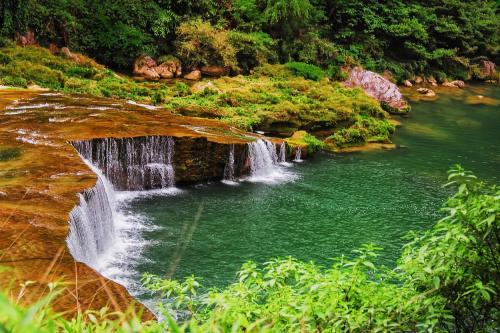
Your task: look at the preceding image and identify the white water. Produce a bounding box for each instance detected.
[66,160,152,295]
[246,139,296,183]
[73,136,175,190]
[67,138,179,306]
[294,147,303,162]
[222,144,237,185]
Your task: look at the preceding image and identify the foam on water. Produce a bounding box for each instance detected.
[246,139,296,184]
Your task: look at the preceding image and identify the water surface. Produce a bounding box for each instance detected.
[121,85,499,293]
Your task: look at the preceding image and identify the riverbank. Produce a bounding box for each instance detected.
[0,43,405,153]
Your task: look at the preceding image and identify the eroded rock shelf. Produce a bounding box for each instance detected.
[0,90,289,317]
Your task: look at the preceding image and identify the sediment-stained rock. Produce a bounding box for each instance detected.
[344,67,410,114]
[0,90,288,319]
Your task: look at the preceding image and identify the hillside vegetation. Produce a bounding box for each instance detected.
[0,42,395,149]
[1,0,498,81]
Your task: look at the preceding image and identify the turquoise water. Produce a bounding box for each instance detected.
[124,85,499,290]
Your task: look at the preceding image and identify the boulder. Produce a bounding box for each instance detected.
[133,55,159,80]
[200,66,227,77]
[154,59,182,79]
[154,64,174,79]
[417,87,436,97]
[442,80,465,88]
[427,76,438,86]
[343,67,410,113]
[481,60,496,78]
[184,70,202,81]
[15,30,36,47]
[414,76,424,84]
[191,81,221,94]
[403,80,413,87]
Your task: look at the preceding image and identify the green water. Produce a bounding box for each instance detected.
[126,85,499,290]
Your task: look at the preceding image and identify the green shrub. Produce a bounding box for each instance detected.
[0,52,11,65]
[151,88,168,104]
[176,19,237,71]
[174,82,190,97]
[326,64,347,81]
[229,31,277,73]
[330,127,368,146]
[0,60,63,88]
[65,66,97,79]
[0,75,27,87]
[285,62,325,81]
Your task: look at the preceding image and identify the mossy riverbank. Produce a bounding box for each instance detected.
[0,43,403,152]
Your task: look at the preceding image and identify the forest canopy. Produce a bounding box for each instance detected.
[1,0,498,81]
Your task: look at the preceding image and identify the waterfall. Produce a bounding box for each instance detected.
[278,141,286,163]
[223,144,235,182]
[294,147,303,162]
[73,136,175,190]
[247,139,278,175]
[246,139,296,183]
[67,162,116,269]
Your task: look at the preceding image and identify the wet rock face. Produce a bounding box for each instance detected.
[173,137,249,184]
[344,67,410,114]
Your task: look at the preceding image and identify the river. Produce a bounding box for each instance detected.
[107,84,499,300]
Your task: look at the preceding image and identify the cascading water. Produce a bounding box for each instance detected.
[247,139,295,183]
[68,136,178,312]
[73,136,175,190]
[67,162,116,269]
[278,141,286,163]
[294,147,303,162]
[223,144,235,183]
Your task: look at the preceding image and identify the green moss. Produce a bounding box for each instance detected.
[0,147,21,161]
[285,131,325,152]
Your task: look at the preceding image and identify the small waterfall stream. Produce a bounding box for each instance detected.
[247,139,295,183]
[294,147,303,162]
[278,142,286,163]
[68,136,178,302]
[223,144,235,182]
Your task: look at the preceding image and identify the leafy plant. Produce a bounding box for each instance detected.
[285,62,325,81]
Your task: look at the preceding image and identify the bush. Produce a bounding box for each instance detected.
[0,60,64,88]
[229,31,277,73]
[285,62,325,81]
[174,82,190,97]
[330,127,368,146]
[65,66,97,79]
[326,64,347,81]
[0,75,27,87]
[0,52,11,65]
[176,19,237,71]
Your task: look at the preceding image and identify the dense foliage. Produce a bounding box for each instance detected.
[1,0,498,80]
[1,166,498,332]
